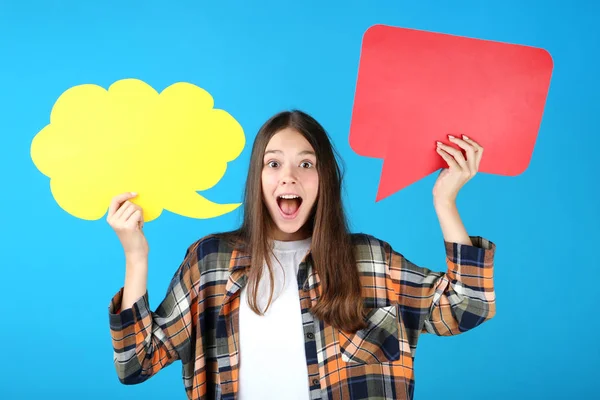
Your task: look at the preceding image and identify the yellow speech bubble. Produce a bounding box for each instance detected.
[30,78,245,222]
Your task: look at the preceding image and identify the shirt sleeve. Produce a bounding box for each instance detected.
[387,236,496,339]
[107,245,199,385]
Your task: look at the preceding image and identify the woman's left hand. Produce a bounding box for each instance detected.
[433,135,484,206]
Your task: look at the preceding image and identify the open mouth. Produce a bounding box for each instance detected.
[277,194,303,218]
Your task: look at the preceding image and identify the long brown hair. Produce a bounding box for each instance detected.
[223,110,366,333]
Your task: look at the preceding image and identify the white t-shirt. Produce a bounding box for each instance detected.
[238,237,312,400]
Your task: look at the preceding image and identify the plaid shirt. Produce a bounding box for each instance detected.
[108,233,496,400]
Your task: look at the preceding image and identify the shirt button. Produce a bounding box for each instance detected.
[307,332,314,339]
[312,378,319,386]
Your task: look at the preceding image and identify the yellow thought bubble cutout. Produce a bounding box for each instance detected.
[30,78,245,222]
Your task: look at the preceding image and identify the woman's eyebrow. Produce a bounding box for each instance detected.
[264,150,281,156]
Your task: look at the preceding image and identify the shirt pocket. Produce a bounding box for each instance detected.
[338,305,401,364]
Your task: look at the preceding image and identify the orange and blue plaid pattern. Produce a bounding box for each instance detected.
[109,233,496,399]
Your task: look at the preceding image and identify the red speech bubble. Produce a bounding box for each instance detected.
[349,25,554,201]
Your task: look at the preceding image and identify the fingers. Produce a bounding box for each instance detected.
[448,135,476,175]
[462,135,484,170]
[439,135,485,177]
[125,209,144,230]
[107,192,144,230]
[437,140,468,172]
[114,201,138,222]
[108,192,138,218]
[436,145,459,169]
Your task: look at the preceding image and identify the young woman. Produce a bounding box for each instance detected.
[107,110,496,400]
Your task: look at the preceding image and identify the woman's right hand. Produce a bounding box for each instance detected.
[107,192,149,259]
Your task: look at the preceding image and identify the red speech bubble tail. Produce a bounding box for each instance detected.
[376,144,448,201]
[375,156,437,202]
[376,159,402,202]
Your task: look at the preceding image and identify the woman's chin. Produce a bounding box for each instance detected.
[271,220,311,240]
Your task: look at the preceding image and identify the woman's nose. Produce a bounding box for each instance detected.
[280,166,297,185]
[281,175,297,184]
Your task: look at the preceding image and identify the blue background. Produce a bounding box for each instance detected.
[1,0,598,399]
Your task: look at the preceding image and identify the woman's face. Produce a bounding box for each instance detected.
[261,127,319,241]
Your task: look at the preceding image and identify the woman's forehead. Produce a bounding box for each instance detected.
[265,128,315,155]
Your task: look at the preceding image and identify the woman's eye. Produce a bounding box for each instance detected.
[267,161,279,168]
[300,161,314,168]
